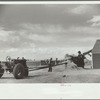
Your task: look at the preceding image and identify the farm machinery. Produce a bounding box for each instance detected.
[0,49,92,79]
[0,56,62,79]
[0,56,68,79]
[64,49,92,67]
[0,56,28,79]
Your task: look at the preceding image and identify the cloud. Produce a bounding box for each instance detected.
[0,4,100,61]
[0,23,65,52]
[0,26,35,50]
[0,23,99,49]
[0,23,99,60]
[20,23,100,46]
[68,5,93,15]
[87,15,100,27]
[21,23,66,34]
[29,34,53,42]
[0,27,13,41]
[59,26,100,39]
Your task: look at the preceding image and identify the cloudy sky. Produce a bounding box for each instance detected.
[0,4,100,60]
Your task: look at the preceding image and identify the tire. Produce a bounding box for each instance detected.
[24,68,29,77]
[13,63,25,79]
[0,68,4,78]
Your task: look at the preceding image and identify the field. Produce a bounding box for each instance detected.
[1,60,100,83]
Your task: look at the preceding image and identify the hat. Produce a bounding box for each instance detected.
[78,51,81,53]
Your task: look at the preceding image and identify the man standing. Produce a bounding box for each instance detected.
[77,51,86,68]
[48,58,53,72]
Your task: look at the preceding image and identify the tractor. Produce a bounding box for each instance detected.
[0,56,28,79]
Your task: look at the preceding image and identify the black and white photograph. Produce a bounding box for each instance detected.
[0,3,100,83]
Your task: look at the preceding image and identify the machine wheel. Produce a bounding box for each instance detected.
[0,68,4,78]
[13,63,25,79]
[24,68,29,77]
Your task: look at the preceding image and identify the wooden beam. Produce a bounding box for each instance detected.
[28,61,67,71]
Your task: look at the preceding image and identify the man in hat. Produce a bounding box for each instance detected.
[77,51,86,68]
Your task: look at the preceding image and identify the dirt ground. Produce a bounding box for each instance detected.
[1,62,100,83]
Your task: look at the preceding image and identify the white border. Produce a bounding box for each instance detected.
[0,1,100,4]
[0,1,100,99]
[0,83,100,99]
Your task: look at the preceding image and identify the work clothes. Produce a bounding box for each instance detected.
[77,54,85,68]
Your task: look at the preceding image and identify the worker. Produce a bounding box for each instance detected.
[77,51,86,68]
[48,58,53,72]
[56,58,58,65]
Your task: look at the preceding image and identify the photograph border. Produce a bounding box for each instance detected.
[0,1,100,99]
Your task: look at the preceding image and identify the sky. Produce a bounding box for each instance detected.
[0,4,100,61]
